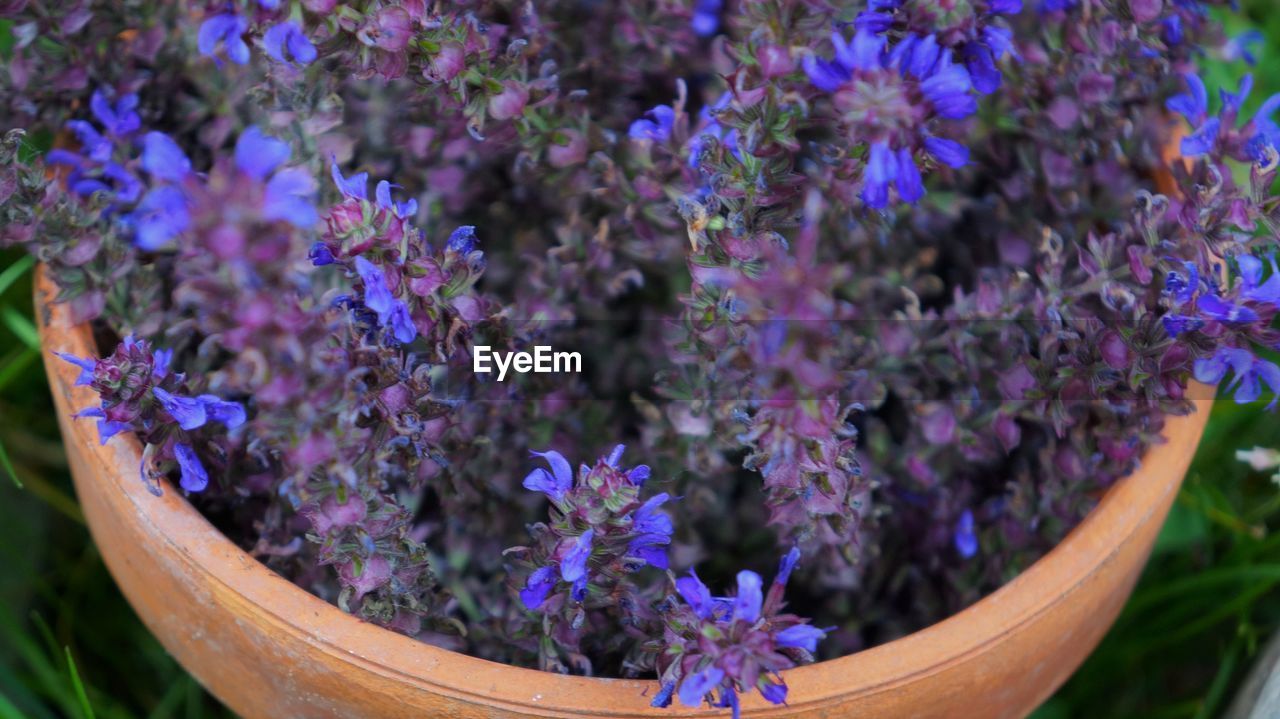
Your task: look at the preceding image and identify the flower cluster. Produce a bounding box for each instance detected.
[6,0,1280,704]
[57,335,243,493]
[506,446,671,672]
[650,549,827,717]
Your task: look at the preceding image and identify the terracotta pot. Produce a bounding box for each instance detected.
[36,267,1212,719]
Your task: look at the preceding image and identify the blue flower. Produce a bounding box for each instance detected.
[55,351,96,386]
[523,448,574,500]
[678,666,725,708]
[519,565,557,610]
[1162,14,1183,46]
[560,529,594,582]
[863,141,898,209]
[234,126,291,181]
[263,22,316,65]
[650,681,676,708]
[353,256,417,344]
[72,407,131,445]
[691,0,721,37]
[152,387,209,430]
[198,14,250,66]
[924,136,970,168]
[153,387,245,430]
[627,493,672,569]
[375,180,418,219]
[954,509,979,558]
[263,168,319,228]
[446,225,478,254]
[141,132,192,182]
[776,624,828,652]
[1195,347,1280,409]
[962,26,1018,95]
[331,160,370,200]
[1238,254,1280,305]
[309,242,336,266]
[731,570,763,624]
[173,442,209,492]
[89,90,141,139]
[805,29,977,207]
[759,680,788,705]
[628,105,676,142]
[131,186,190,250]
[1223,30,1263,67]
[775,546,801,586]
[1248,94,1280,162]
[676,570,715,619]
[198,395,247,428]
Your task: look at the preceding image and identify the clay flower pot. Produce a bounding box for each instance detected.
[36,268,1212,719]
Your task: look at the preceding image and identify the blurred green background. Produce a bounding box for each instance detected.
[3,4,1280,718]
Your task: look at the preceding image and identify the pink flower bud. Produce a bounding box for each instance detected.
[488,81,529,121]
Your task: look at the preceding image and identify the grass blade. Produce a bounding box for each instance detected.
[0,254,34,297]
[64,648,96,719]
[0,306,39,351]
[0,436,21,488]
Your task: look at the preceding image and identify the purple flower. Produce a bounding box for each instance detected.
[628,105,675,142]
[731,570,762,624]
[678,666,725,708]
[776,624,828,652]
[954,509,979,558]
[353,257,417,344]
[524,449,574,500]
[263,22,317,65]
[173,442,209,492]
[198,14,250,66]
[520,565,557,610]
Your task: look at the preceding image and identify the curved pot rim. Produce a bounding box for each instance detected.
[35,267,1214,717]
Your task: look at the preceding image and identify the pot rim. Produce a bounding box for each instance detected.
[35,267,1214,717]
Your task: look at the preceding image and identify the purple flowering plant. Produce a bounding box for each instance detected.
[3,0,1280,712]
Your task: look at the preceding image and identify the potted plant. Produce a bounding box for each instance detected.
[3,0,1275,717]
